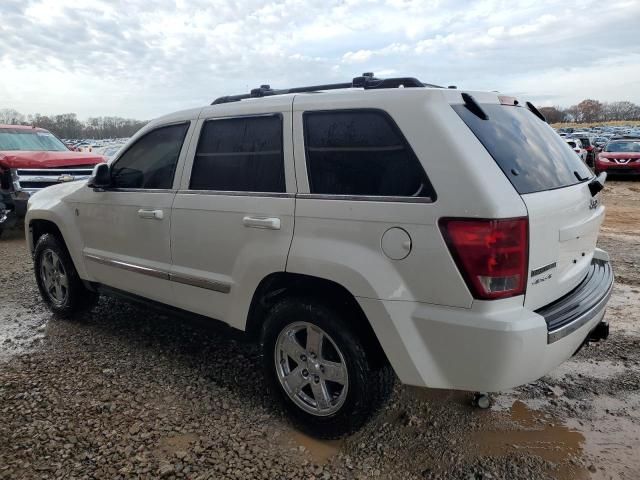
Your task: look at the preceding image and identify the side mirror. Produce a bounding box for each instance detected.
[88,163,111,190]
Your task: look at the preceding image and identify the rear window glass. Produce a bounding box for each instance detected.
[567,141,576,148]
[303,110,434,198]
[453,104,593,194]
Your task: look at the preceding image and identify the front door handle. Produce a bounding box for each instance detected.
[137,209,164,220]
[242,216,281,230]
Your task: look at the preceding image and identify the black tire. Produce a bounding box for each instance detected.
[34,233,98,317]
[261,297,394,439]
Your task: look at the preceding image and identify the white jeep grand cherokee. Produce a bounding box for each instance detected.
[26,74,613,438]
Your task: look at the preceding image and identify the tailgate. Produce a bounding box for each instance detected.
[451,96,606,309]
[522,182,605,309]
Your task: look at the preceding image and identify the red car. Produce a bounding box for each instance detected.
[595,139,640,175]
[0,125,104,236]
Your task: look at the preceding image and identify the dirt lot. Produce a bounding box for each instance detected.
[1,180,639,480]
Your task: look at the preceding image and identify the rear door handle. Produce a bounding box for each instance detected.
[137,209,164,220]
[242,216,281,230]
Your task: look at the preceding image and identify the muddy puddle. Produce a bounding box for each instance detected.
[567,394,640,480]
[281,429,342,464]
[471,400,590,479]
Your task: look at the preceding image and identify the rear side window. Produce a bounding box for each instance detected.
[190,115,285,192]
[453,104,593,194]
[303,110,434,199]
[111,123,189,189]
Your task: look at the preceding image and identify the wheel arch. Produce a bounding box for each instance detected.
[29,218,66,254]
[246,272,390,368]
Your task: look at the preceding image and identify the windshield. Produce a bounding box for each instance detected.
[453,103,593,194]
[0,129,69,152]
[578,137,591,146]
[605,141,640,153]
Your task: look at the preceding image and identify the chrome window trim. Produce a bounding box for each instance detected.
[296,193,434,203]
[178,189,294,198]
[83,253,231,294]
[108,188,176,193]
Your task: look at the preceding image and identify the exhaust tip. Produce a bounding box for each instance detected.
[589,321,610,342]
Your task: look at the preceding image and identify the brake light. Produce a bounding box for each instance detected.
[439,218,528,300]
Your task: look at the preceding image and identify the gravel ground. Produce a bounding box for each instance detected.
[1,180,639,480]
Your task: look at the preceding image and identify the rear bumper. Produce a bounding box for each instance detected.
[358,250,614,392]
[536,258,613,343]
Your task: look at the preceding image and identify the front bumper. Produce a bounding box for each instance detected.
[596,162,640,174]
[0,191,29,228]
[358,250,614,392]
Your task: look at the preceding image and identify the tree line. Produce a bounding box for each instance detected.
[0,108,147,139]
[539,100,640,124]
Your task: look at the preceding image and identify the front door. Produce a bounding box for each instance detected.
[170,100,296,329]
[75,121,193,303]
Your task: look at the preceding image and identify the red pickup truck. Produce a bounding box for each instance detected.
[0,124,104,236]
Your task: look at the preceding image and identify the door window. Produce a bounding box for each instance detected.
[111,123,189,189]
[303,109,434,199]
[190,115,285,193]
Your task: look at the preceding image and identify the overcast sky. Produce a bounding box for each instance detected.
[1,0,639,120]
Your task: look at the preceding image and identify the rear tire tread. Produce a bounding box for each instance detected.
[262,297,394,439]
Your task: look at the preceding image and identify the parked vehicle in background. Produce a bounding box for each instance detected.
[94,145,124,162]
[594,137,609,151]
[566,138,588,163]
[0,125,104,236]
[575,135,596,167]
[25,74,612,438]
[595,139,640,175]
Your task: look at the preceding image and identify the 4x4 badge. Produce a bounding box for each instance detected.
[589,198,599,210]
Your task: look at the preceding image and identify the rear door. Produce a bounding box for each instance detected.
[169,99,296,328]
[454,102,604,309]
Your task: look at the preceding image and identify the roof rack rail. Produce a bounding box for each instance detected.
[211,72,443,105]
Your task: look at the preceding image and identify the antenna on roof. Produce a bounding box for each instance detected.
[212,73,443,105]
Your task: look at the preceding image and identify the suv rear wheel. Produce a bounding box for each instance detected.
[34,233,98,317]
[262,297,394,438]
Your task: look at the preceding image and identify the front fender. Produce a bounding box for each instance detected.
[25,182,89,279]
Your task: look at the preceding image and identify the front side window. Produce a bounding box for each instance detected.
[303,110,434,198]
[111,123,189,189]
[190,115,285,192]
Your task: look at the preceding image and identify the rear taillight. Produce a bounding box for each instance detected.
[439,218,528,300]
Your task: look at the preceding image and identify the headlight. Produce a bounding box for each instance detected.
[599,157,609,162]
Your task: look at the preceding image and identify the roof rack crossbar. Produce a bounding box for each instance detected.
[211,73,443,105]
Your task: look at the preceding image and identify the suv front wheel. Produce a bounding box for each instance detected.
[34,233,98,317]
[262,297,394,438]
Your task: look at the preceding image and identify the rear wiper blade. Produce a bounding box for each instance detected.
[574,171,589,181]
